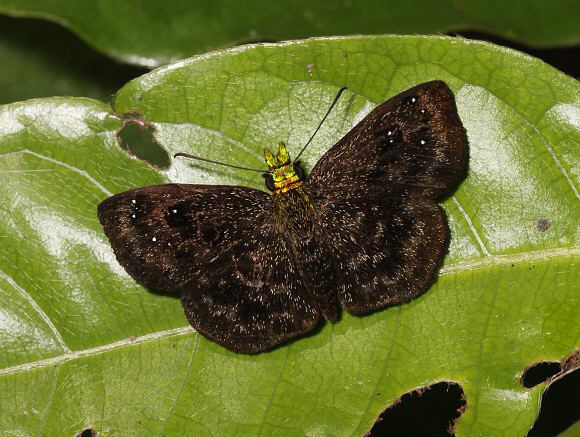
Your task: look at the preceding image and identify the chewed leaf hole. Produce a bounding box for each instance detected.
[117,112,170,169]
[527,367,580,437]
[75,429,96,437]
[367,381,466,437]
[521,361,561,388]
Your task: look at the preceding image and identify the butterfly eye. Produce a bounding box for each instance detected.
[264,173,276,191]
[293,163,304,180]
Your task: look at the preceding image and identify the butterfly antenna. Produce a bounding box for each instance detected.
[293,86,348,163]
[174,153,267,173]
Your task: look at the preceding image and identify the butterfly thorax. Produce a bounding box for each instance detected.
[264,142,303,193]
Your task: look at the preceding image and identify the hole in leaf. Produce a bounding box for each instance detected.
[75,429,96,437]
[367,381,466,437]
[117,112,170,169]
[527,367,580,436]
[521,361,561,388]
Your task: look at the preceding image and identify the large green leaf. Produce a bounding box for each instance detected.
[0,15,147,105]
[0,36,578,436]
[1,0,579,67]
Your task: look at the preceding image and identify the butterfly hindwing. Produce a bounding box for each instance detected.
[98,184,320,353]
[179,221,321,353]
[313,194,447,313]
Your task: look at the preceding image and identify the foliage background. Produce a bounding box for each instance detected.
[0,1,578,436]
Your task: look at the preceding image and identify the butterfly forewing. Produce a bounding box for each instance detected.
[98,184,271,291]
[307,81,466,199]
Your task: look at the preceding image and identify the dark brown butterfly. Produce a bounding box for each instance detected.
[98,81,467,353]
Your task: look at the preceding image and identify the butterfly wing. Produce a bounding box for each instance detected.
[313,195,448,313]
[306,81,466,313]
[307,81,466,199]
[98,184,320,353]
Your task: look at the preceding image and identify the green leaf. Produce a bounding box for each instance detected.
[558,420,580,437]
[0,15,147,105]
[1,0,579,67]
[1,36,578,436]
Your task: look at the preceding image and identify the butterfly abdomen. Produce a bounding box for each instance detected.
[271,185,340,321]
[292,236,340,321]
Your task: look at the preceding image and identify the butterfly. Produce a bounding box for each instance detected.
[97,80,467,353]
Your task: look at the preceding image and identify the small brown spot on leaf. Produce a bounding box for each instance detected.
[536,218,551,231]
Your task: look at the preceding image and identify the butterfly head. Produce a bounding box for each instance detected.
[263,142,304,193]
